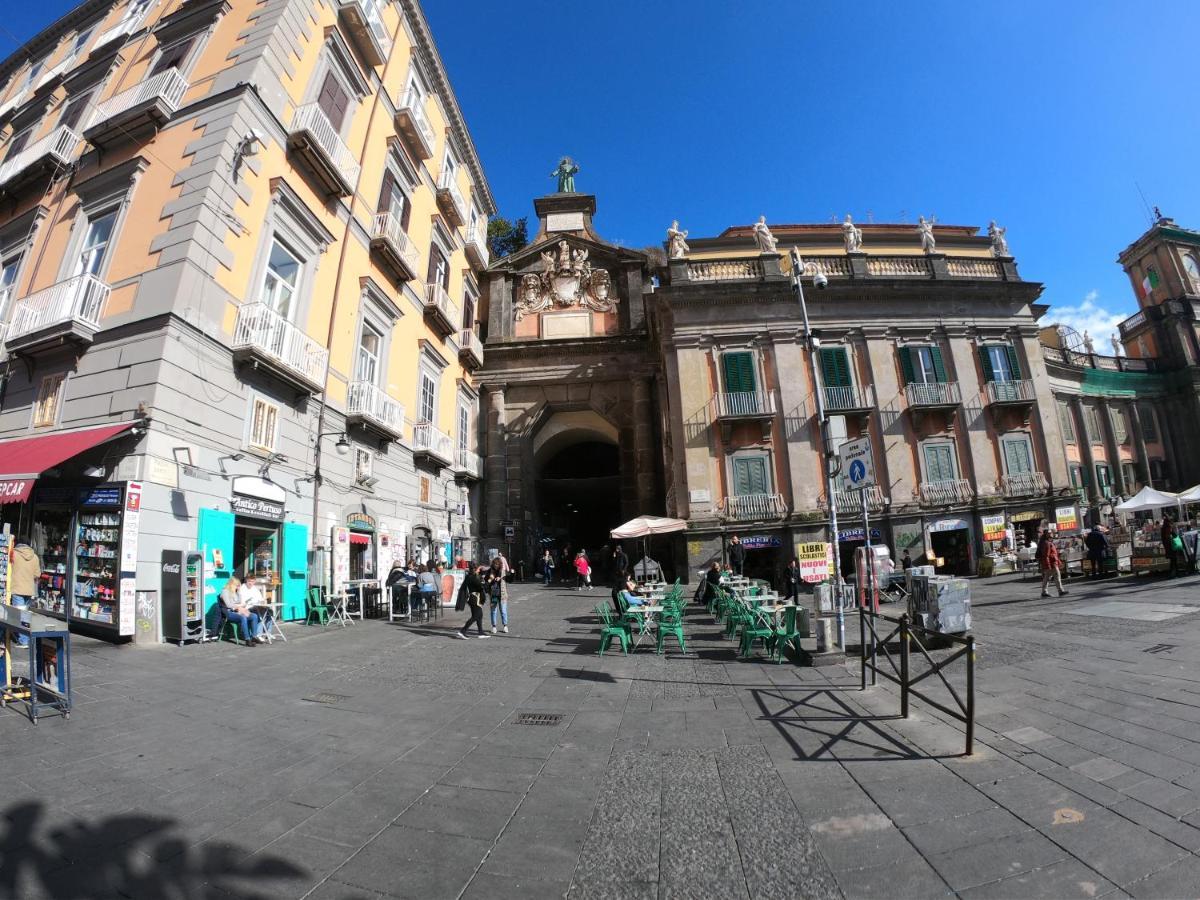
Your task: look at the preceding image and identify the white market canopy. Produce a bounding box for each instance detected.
[1115,486,1180,513]
[1177,484,1200,504]
[610,516,687,539]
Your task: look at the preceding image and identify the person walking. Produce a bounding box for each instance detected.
[612,544,629,580]
[487,559,509,633]
[455,563,489,639]
[1162,516,1181,578]
[541,549,555,586]
[728,535,745,576]
[8,540,41,649]
[1084,525,1108,579]
[783,558,801,602]
[1037,529,1069,598]
[573,551,590,591]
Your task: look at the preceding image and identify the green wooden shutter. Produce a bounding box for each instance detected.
[977,345,995,382]
[929,346,947,382]
[1004,345,1021,380]
[197,507,235,626]
[722,352,756,393]
[899,347,915,385]
[732,457,768,496]
[923,444,954,482]
[820,347,851,387]
[281,522,309,621]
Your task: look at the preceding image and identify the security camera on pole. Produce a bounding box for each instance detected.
[790,248,845,650]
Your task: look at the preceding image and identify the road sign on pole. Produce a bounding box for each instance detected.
[838,437,875,490]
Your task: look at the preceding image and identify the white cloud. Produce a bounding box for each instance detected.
[1047,291,1129,351]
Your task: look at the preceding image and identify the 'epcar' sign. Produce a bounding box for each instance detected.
[0,479,33,503]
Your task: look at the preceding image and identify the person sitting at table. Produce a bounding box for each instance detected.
[237,575,274,639]
[219,577,265,645]
[386,563,410,618]
[704,562,722,604]
[415,564,439,611]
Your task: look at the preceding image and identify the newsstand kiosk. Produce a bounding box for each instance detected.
[0,603,72,724]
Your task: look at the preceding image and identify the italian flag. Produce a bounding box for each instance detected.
[1142,269,1160,297]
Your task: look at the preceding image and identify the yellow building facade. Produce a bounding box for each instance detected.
[0,0,492,637]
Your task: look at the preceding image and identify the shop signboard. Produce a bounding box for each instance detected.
[837,527,881,542]
[742,535,782,549]
[981,514,1006,542]
[79,483,123,507]
[347,512,376,532]
[1056,505,1079,533]
[118,482,142,636]
[796,541,834,583]
[230,495,285,521]
[930,518,969,533]
[0,478,33,503]
[331,527,350,593]
[1010,510,1042,523]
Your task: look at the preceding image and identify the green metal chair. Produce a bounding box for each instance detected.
[656,605,686,654]
[597,605,631,656]
[305,587,331,626]
[769,606,805,664]
[738,609,775,659]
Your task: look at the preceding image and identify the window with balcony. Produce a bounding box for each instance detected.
[4,127,33,160]
[722,351,757,393]
[0,252,21,323]
[32,373,65,427]
[418,370,437,424]
[457,405,469,454]
[1057,401,1076,443]
[900,345,946,383]
[74,208,117,279]
[979,343,1020,382]
[260,239,300,318]
[149,35,198,78]
[922,442,959,482]
[820,345,852,388]
[377,170,410,230]
[71,27,94,58]
[20,61,44,95]
[246,395,279,453]
[427,243,450,291]
[731,453,770,497]
[57,89,95,132]
[1001,435,1034,476]
[355,321,382,385]
[462,295,475,331]
[1121,462,1136,489]
[1139,402,1159,442]
[316,71,351,134]
[1095,463,1113,498]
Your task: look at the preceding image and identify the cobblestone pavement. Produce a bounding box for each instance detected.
[3,571,1200,898]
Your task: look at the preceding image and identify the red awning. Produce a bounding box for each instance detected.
[349,532,371,545]
[0,422,137,504]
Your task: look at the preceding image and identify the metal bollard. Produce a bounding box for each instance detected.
[900,613,910,719]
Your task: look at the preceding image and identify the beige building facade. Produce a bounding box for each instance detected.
[654,222,1074,580]
[0,0,492,636]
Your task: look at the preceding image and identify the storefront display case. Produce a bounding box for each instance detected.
[27,483,134,633]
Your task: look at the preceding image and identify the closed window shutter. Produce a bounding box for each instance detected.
[722,352,756,393]
[732,458,750,496]
[1004,345,1021,380]
[924,445,953,482]
[977,345,995,382]
[317,72,349,130]
[377,171,394,212]
[821,347,850,387]
[151,38,193,75]
[899,347,915,385]
[399,189,412,231]
[929,345,947,382]
[748,458,768,494]
[426,246,441,284]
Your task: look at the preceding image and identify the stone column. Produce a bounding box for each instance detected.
[1127,402,1152,488]
[484,385,507,537]
[1096,398,1126,495]
[1068,397,1099,505]
[632,377,656,513]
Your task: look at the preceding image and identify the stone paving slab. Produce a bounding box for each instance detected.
[5,573,1200,896]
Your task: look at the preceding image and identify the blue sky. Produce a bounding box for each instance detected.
[9,2,1199,342]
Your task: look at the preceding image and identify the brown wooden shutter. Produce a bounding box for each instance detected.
[441,248,450,289]
[316,72,349,130]
[462,298,474,329]
[151,38,193,75]
[399,190,411,231]
[426,245,441,284]
[377,171,394,212]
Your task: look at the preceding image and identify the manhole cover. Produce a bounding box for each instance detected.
[304,693,351,704]
[514,712,564,726]
[1144,644,1177,655]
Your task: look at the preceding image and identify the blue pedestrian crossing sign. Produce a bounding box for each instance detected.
[838,437,876,489]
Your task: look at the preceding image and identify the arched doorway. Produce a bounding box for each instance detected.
[532,411,624,562]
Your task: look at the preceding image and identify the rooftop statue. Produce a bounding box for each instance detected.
[551,156,579,193]
[667,220,689,259]
[752,216,778,253]
[843,215,863,253]
[917,216,936,254]
[988,220,1009,258]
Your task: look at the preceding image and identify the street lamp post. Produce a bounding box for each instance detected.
[790,248,845,649]
[308,431,351,561]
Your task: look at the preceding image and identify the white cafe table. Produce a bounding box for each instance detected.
[622,604,664,651]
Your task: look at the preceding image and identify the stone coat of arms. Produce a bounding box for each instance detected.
[516,240,618,320]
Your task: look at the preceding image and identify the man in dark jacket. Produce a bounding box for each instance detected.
[728,535,746,576]
[612,544,628,578]
[1084,525,1108,579]
[704,562,722,605]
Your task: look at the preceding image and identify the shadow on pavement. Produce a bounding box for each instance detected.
[0,801,303,899]
[750,687,954,763]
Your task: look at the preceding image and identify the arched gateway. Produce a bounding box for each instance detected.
[476,191,663,569]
